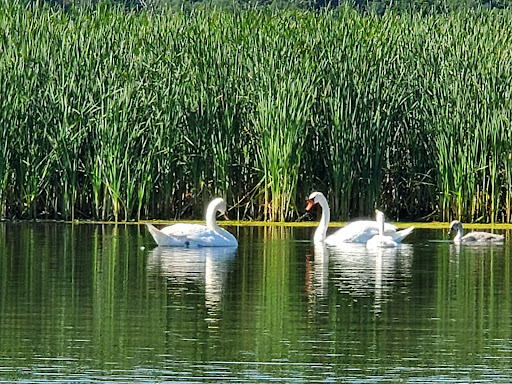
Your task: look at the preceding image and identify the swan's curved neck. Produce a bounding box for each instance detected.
[454,224,463,242]
[377,214,385,236]
[314,196,330,242]
[206,202,221,232]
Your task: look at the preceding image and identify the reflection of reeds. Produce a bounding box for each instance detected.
[436,244,511,349]
[2,5,512,222]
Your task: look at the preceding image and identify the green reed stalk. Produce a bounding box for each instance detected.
[253,73,315,221]
[0,81,12,219]
[2,4,512,222]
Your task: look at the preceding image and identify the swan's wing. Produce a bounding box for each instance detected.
[173,224,237,247]
[147,223,212,247]
[326,220,396,244]
[146,223,192,246]
[390,226,415,243]
[186,227,238,247]
[462,231,504,243]
[213,227,238,247]
[160,223,207,237]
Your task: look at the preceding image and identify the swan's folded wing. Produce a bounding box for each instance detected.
[490,233,505,242]
[146,223,188,246]
[185,227,238,247]
[326,220,397,244]
[164,224,237,247]
[184,228,218,246]
[462,231,504,243]
[389,226,415,243]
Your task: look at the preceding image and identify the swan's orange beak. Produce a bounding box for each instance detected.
[305,199,315,211]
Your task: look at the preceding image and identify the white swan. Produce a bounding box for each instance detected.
[449,220,504,243]
[146,197,238,247]
[305,191,414,245]
[367,210,399,248]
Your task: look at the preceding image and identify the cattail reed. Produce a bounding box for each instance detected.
[1,3,512,222]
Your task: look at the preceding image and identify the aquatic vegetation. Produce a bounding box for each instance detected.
[1,4,512,222]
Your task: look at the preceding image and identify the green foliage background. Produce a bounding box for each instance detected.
[1,1,512,222]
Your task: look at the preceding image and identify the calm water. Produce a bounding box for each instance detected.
[0,223,511,383]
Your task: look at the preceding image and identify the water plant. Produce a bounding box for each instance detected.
[1,3,512,222]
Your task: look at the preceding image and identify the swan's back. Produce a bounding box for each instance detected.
[325,220,397,244]
[161,223,210,238]
[461,231,504,243]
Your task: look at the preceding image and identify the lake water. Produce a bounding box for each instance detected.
[0,223,511,383]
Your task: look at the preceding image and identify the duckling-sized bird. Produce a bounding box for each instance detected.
[449,220,504,243]
[367,210,399,248]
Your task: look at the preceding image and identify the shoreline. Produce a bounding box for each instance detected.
[1,219,512,229]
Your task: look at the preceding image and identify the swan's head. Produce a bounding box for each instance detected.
[449,220,462,234]
[206,197,228,217]
[205,198,229,230]
[306,191,326,211]
[210,197,227,215]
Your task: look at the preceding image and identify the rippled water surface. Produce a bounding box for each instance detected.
[1,223,512,383]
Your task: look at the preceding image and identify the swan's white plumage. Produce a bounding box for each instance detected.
[146,198,237,247]
[367,210,398,248]
[324,220,397,245]
[306,192,414,245]
[449,220,504,243]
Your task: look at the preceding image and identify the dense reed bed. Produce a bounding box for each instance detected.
[1,2,512,222]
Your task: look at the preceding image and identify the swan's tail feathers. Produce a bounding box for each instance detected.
[393,226,415,243]
[146,223,181,246]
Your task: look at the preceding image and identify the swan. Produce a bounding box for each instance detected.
[305,191,414,245]
[366,210,399,248]
[146,197,238,247]
[449,220,504,243]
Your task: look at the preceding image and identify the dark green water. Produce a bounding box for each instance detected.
[0,223,511,383]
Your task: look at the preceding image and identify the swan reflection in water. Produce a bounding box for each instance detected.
[305,243,330,308]
[146,246,236,326]
[319,243,413,313]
